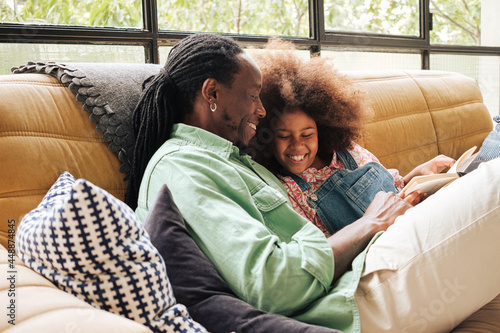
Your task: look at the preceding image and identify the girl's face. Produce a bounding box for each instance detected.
[272,109,322,174]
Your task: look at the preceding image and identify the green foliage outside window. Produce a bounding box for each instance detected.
[157,0,309,37]
[0,0,142,28]
[0,0,486,44]
[324,0,482,46]
[0,0,309,37]
[430,0,481,45]
[324,0,419,37]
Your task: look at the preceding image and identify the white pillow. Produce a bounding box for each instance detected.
[16,171,207,333]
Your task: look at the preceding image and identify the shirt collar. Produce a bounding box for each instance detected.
[171,123,239,159]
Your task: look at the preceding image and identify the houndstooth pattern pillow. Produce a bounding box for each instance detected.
[16,171,207,333]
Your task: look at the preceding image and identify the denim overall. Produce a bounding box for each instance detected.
[280,150,397,235]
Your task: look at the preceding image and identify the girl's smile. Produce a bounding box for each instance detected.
[272,109,325,174]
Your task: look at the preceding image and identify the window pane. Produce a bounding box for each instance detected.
[247,47,311,61]
[159,46,173,66]
[321,49,421,71]
[431,54,499,117]
[161,45,311,68]
[0,0,142,28]
[0,43,145,75]
[157,0,309,37]
[324,0,419,37]
[430,0,500,47]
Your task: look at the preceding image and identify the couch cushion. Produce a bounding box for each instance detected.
[15,171,207,333]
[11,61,163,175]
[144,184,342,333]
[348,70,493,175]
[0,246,152,332]
[0,74,127,249]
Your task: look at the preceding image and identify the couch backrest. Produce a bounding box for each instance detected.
[348,70,493,175]
[0,70,493,248]
[0,74,127,248]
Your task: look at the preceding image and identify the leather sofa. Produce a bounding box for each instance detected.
[0,67,496,331]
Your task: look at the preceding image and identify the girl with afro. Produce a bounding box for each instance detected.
[250,38,455,237]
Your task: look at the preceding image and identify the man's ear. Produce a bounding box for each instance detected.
[201,78,218,103]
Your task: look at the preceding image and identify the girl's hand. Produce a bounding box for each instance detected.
[403,155,456,184]
[398,189,426,206]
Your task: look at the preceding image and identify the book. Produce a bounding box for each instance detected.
[402,146,478,196]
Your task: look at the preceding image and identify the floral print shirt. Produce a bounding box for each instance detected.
[277,142,405,237]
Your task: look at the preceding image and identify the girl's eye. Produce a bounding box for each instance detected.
[277,135,290,139]
[302,133,313,138]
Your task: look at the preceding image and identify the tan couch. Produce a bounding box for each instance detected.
[0,69,495,331]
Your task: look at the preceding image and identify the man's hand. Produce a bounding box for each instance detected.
[362,191,413,233]
[327,191,412,282]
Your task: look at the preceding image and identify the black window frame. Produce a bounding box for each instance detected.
[1,0,500,68]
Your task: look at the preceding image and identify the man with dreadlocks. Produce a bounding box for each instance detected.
[126,33,500,333]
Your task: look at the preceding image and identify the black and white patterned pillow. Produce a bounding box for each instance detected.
[16,171,207,333]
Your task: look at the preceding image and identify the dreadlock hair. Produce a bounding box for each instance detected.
[249,37,366,174]
[125,33,244,209]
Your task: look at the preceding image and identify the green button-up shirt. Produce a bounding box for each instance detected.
[136,123,370,333]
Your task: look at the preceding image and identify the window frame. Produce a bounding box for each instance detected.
[1,0,500,67]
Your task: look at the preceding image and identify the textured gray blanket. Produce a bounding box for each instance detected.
[12,61,163,176]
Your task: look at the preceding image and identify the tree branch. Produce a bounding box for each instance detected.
[236,0,241,34]
[292,0,306,36]
[461,0,470,12]
[430,0,478,44]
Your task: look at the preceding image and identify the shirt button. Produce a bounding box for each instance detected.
[310,194,318,201]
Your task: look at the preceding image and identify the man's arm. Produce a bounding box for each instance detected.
[144,151,335,315]
[327,191,412,282]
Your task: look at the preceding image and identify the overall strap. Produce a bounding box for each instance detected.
[335,150,358,170]
[278,169,311,191]
[278,150,357,191]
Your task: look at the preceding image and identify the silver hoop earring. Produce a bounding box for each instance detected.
[210,102,217,112]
